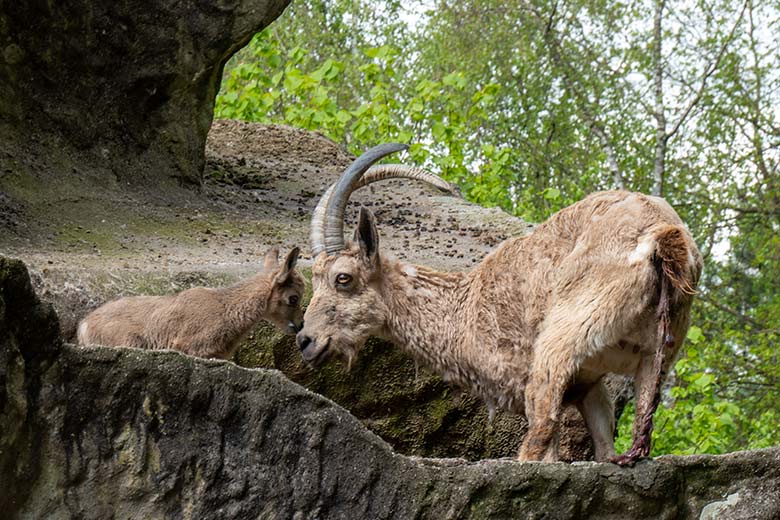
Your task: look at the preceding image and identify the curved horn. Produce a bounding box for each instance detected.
[310,162,459,257]
[358,164,462,197]
[320,143,408,255]
[310,183,337,257]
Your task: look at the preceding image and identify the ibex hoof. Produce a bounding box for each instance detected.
[610,447,649,467]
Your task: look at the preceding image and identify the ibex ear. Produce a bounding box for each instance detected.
[354,207,379,267]
[282,246,300,274]
[264,247,280,271]
[273,247,300,286]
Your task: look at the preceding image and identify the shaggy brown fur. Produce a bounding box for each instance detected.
[297,190,702,464]
[78,248,305,359]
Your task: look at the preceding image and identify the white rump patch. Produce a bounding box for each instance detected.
[628,237,655,264]
[402,265,418,278]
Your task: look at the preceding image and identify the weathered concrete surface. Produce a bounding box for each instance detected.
[2,256,779,519]
[0,0,290,186]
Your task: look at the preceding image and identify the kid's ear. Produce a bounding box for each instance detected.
[282,246,300,274]
[264,247,280,271]
[354,207,379,267]
[273,246,300,286]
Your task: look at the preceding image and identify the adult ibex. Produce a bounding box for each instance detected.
[296,144,702,464]
[78,247,305,359]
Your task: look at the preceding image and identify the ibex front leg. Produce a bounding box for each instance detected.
[519,372,567,461]
[519,318,581,461]
[576,380,617,462]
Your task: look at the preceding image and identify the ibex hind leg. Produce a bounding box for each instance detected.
[519,271,654,462]
[613,277,690,466]
[610,350,674,466]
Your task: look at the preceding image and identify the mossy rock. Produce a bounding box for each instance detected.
[234,322,599,462]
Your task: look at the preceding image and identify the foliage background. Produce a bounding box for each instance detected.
[215,0,780,455]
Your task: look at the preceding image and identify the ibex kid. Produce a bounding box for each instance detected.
[78,247,304,359]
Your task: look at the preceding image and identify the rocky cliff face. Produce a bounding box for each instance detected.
[3,120,628,462]
[0,0,289,187]
[2,1,777,515]
[2,256,778,519]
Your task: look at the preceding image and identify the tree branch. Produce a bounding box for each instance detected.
[666,0,748,141]
[530,1,626,190]
[699,294,763,328]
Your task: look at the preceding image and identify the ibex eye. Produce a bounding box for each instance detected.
[288,295,299,306]
[335,273,352,286]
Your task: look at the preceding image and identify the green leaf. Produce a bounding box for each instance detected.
[397,130,413,143]
[267,54,282,68]
[686,326,704,344]
[283,72,304,91]
[432,122,446,140]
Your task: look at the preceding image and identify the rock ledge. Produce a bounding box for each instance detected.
[1,256,778,519]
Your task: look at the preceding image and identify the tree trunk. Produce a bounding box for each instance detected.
[652,0,667,197]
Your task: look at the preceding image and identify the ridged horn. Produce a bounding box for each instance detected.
[357,164,462,197]
[309,143,403,257]
[310,161,459,257]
